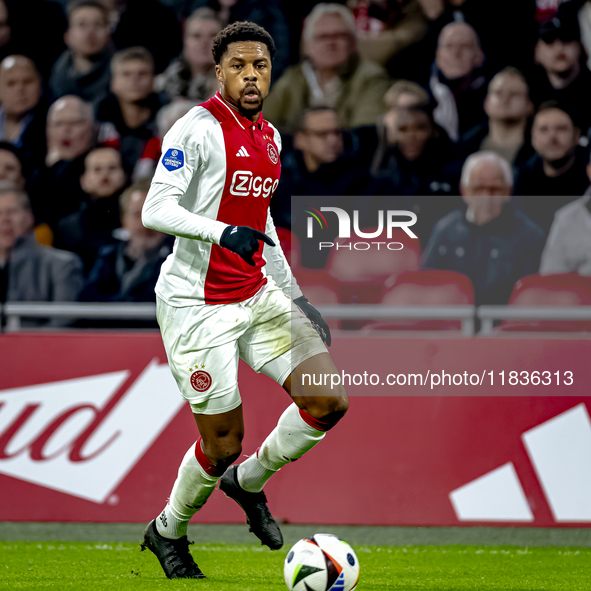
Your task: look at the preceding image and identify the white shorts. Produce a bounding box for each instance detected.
[157,279,327,415]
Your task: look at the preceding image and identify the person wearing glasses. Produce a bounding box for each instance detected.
[270,106,367,232]
[263,3,390,134]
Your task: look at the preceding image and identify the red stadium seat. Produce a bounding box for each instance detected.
[364,270,475,332]
[499,273,591,332]
[326,228,421,305]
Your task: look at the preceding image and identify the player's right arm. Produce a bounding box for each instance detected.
[142,108,274,265]
[142,182,228,243]
[142,109,229,244]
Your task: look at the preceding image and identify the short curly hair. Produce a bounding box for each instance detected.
[212,21,276,65]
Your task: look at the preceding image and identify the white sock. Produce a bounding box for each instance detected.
[155,442,219,539]
[237,403,326,493]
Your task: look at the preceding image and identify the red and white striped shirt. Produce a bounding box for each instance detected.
[143,92,300,306]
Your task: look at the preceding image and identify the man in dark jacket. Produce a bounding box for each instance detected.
[513,101,589,231]
[422,151,545,305]
[50,1,113,110]
[271,106,367,230]
[529,16,591,135]
[80,179,171,303]
[30,95,96,229]
[54,146,127,272]
[0,55,47,175]
[428,22,488,142]
[0,184,83,326]
[97,47,162,171]
[459,67,535,167]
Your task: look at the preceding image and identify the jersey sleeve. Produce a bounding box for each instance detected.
[142,182,227,243]
[152,107,206,192]
[263,210,303,299]
[143,107,228,244]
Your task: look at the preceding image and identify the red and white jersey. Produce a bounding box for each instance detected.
[143,92,296,306]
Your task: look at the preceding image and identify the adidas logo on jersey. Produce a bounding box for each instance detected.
[236,146,250,157]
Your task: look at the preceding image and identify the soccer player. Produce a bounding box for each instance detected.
[140,21,348,579]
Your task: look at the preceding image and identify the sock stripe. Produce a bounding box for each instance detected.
[195,437,226,477]
[299,409,338,432]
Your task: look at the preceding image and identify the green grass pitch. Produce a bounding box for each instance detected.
[2,541,590,590]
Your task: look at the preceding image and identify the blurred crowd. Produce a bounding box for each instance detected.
[1,0,591,327]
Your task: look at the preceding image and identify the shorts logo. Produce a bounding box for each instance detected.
[162,148,185,171]
[267,143,279,165]
[190,370,212,392]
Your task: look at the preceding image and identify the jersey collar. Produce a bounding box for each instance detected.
[214,92,265,131]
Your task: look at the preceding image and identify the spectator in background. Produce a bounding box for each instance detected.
[54,146,127,272]
[514,101,589,229]
[30,96,96,229]
[429,22,487,141]
[134,99,196,180]
[0,141,24,189]
[0,184,84,325]
[103,0,182,74]
[156,8,221,103]
[97,47,162,170]
[369,101,457,195]
[264,3,391,134]
[411,0,536,79]
[0,140,53,246]
[529,16,591,135]
[384,79,430,110]
[539,191,591,275]
[80,178,171,302]
[351,78,430,168]
[421,151,545,304]
[460,67,535,166]
[189,0,291,80]
[377,80,429,143]
[348,0,429,67]
[46,96,95,168]
[0,55,46,173]
[364,100,461,245]
[272,106,367,229]
[50,0,113,109]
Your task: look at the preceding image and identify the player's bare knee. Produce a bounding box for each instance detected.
[303,391,348,422]
[203,434,242,465]
[322,393,349,418]
[320,383,348,414]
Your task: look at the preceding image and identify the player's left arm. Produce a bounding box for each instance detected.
[263,210,303,300]
[264,211,331,346]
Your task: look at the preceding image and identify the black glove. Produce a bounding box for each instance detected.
[294,295,332,347]
[219,225,275,266]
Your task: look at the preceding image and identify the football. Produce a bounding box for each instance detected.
[283,533,360,591]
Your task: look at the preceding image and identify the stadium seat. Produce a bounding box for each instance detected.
[364,270,475,332]
[499,273,591,332]
[326,228,421,305]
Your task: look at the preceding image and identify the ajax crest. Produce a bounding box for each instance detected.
[191,370,212,392]
[267,143,279,165]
